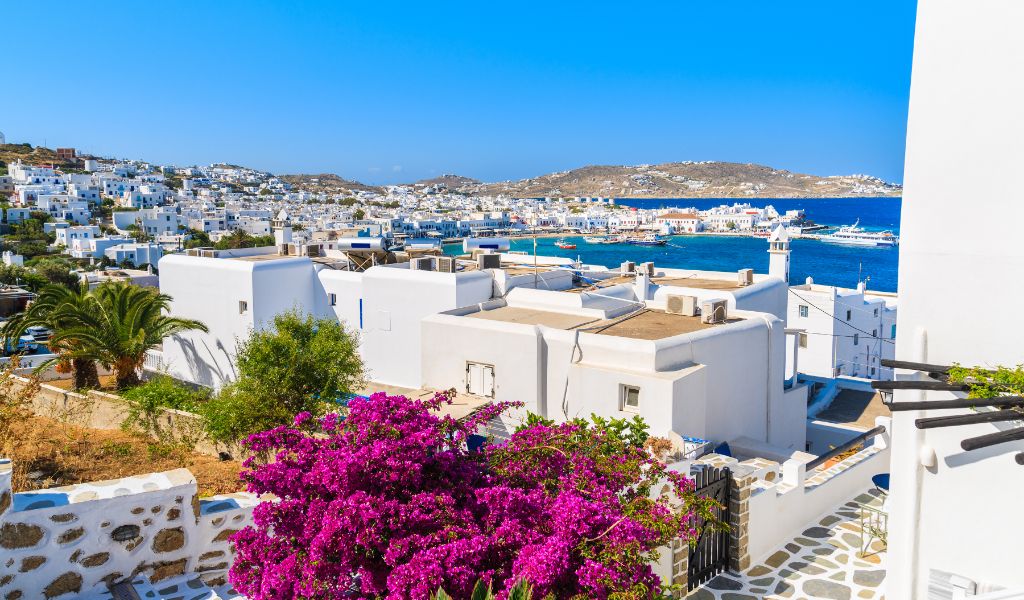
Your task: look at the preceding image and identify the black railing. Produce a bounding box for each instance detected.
[807,425,887,471]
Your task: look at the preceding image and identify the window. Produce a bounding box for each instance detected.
[871,367,876,376]
[620,385,641,412]
[891,324,897,339]
[238,300,248,314]
[329,293,337,306]
[846,310,852,321]
[798,332,808,348]
[853,333,859,346]
[873,308,879,317]
[872,329,877,338]
[798,305,809,318]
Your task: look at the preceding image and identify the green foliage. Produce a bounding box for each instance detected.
[27,257,80,290]
[518,412,649,447]
[183,228,212,249]
[338,197,358,206]
[202,310,364,443]
[48,282,208,389]
[434,580,539,600]
[353,208,366,220]
[948,363,1024,399]
[213,229,274,250]
[122,375,210,439]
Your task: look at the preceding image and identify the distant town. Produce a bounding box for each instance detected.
[0,138,900,277]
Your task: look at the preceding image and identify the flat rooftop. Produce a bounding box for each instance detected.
[464,305,742,340]
[565,274,743,293]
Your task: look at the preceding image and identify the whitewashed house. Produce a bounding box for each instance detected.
[885,1,1024,597]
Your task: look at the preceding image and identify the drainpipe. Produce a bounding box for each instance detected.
[758,314,774,444]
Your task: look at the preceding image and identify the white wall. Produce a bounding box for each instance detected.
[361,266,493,387]
[888,1,1024,596]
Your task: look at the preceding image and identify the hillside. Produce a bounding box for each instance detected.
[410,174,481,188]
[456,162,902,198]
[277,173,382,194]
[0,143,65,168]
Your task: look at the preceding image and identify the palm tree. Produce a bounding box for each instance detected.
[50,282,208,390]
[3,283,101,389]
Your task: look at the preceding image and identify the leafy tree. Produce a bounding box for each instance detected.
[229,393,720,599]
[48,282,208,389]
[2,283,101,389]
[183,228,212,249]
[353,208,366,220]
[202,310,363,443]
[28,257,80,290]
[213,229,275,250]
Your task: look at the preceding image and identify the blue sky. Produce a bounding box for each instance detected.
[2,1,917,184]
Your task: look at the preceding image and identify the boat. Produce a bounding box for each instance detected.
[584,235,623,244]
[818,220,899,247]
[625,233,667,246]
[554,239,576,250]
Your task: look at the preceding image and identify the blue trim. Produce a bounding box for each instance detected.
[358,299,363,329]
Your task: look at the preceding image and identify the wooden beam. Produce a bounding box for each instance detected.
[961,426,1024,452]
[881,359,954,373]
[872,380,970,392]
[915,410,1023,429]
[886,397,1024,411]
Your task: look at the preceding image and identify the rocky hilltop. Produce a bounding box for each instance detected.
[453,161,901,198]
[282,162,900,198]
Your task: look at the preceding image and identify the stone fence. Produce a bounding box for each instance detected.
[4,374,234,459]
[0,458,259,599]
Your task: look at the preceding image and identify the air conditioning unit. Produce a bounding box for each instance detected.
[478,253,501,269]
[410,257,434,271]
[620,261,636,275]
[666,294,699,317]
[639,261,655,276]
[701,300,728,324]
[436,256,455,273]
[738,268,754,286]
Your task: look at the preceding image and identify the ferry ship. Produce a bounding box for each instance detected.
[625,233,667,247]
[818,220,899,247]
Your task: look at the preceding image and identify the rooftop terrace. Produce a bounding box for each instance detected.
[465,305,743,340]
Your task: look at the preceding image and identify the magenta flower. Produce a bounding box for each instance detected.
[229,392,714,600]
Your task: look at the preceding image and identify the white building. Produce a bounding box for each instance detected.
[103,242,162,267]
[886,1,1024,597]
[787,280,897,380]
[158,242,805,451]
[55,224,101,247]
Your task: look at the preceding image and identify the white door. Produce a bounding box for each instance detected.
[466,362,494,397]
[467,362,482,395]
[481,365,494,397]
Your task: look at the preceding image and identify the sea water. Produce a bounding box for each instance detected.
[445,197,902,292]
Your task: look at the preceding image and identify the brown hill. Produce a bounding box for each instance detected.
[455,162,901,198]
[277,173,382,195]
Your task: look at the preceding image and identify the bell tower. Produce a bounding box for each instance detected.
[768,225,790,283]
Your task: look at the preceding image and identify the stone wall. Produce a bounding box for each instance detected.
[0,458,258,599]
[4,374,232,459]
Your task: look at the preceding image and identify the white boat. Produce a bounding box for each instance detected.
[818,220,899,247]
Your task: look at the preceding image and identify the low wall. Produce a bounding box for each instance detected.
[745,416,891,564]
[0,458,258,598]
[4,374,231,459]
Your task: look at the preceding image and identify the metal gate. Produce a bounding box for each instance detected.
[688,466,732,590]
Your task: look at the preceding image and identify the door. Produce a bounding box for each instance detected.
[466,362,495,397]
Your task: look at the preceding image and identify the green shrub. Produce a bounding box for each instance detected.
[121,375,210,437]
[201,310,364,444]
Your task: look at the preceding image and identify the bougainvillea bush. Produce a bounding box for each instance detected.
[230,392,721,600]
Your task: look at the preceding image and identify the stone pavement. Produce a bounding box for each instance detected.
[690,488,887,600]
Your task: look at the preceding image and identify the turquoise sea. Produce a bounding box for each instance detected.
[445,197,902,292]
